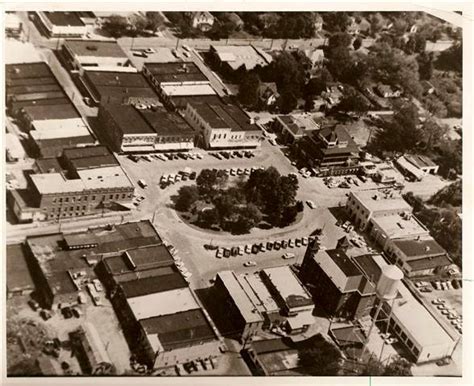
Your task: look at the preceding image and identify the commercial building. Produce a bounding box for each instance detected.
[97,243,222,370]
[98,103,196,152]
[272,114,321,144]
[23,220,163,309]
[5,62,95,157]
[210,45,273,71]
[7,244,35,298]
[183,99,263,149]
[300,244,380,320]
[10,146,134,222]
[69,323,114,375]
[384,238,452,277]
[297,125,361,175]
[396,155,439,181]
[62,40,134,74]
[80,71,160,105]
[37,12,88,38]
[345,190,412,232]
[246,338,300,376]
[142,62,216,109]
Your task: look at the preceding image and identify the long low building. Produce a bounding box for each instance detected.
[10,146,134,222]
[37,11,88,38]
[98,103,196,152]
[183,99,263,149]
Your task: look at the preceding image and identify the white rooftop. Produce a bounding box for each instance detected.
[128,287,199,321]
[5,133,25,158]
[371,213,429,240]
[31,166,132,194]
[352,190,411,214]
[212,45,273,70]
[4,41,42,64]
[161,83,216,97]
[239,273,279,313]
[31,118,91,140]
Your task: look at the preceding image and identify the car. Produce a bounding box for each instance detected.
[133,51,148,58]
[339,182,350,189]
[433,281,441,290]
[196,153,203,159]
[230,168,237,176]
[452,279,460,289]
[266,241,273,251]
[447,313,458,320]
[175,174,182,182]
[295,238,301,247]
[245,244,252,254]
[231,247,239,256]
[40,309,52,320]
[138,179,148,189]
[419,287,433,293]
[244,168,251,175]
[183,51,191,58]
[93,279,103,292]
[282,252,295,260]
[71,308,82,318]
[28,299,40,311]
[244,261,257,267]
[223,248,231,258]
[302,237,309,246]
[189,172,197,180]
[441,309,450,315]
[273,241,281,250]
[306,200,317,209]
[445,281,453,290]
[437,304,447,310]
[288,239,295,248]
[269,139,277,146]
[259,243,266,252]
[219,151,230,159]
[251,244,260,254]
[77,292,87,304]
[385,337,398,345]
[281,240,288,248]
[237,168,244,175]
[216,248,223,258]
[235,151,244,158]
[160,175,168,183]
[433,298,446,304]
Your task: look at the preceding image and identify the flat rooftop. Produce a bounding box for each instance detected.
[128,287,199,320]
[238,272,279,314]
[189,100,261,132]
[351,190,412,214]
[211,45,273,70]
[392,238,447,259]
[261,266,313,310]
[120,267,188,298]
[326,249,361,277]
[371,213,429,239]
[25,104,79,121]
[144,62,208,83]
[161,83,216,97]
[7,244,35,293]
[217,271,264,324]
[405,154,437,169]
[278,114,320,136]
[65,40,127,58]
[140,309,217,351]
[42,11,85,27]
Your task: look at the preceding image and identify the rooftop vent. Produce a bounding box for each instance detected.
[86,45,98,51]
[425,246,431,252]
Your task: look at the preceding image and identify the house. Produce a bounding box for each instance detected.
[10,146,134,223]
[376,84,402,98]
[313,13,324,32]
[384,237,452,277]
[272,114,321,144]
[98,103,196,153]
[259,82,279,107]
[189,11,215,31]
[304,49,325,69]
[37,12,88,38]
[296,125,361,174]
[300,244,380,320]
[210,45,273,72]
[183,99,263,149]
[62,40,134,74]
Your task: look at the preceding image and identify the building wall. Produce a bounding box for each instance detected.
[153,339,221,369]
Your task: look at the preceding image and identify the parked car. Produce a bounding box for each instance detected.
[40,309,52,320]
[71,308,82,318]
[288,239,295,248]
[420,287,433,293]
[273,241,281,250]
[281,240,288,248]
[244,261,257,267]
[259,243,266,252]
[28,299,40,311]
[266,241,273,251]
[216,248,223,258]
[306,200,317,209]
[189,171,197,180]
[282,252,295,260]
[138,179,148,189]
[62,307,73,319]
[93,279,103,292]
[245,244,252,254]
[251,244,260,254]
[223,248,231,258]
[295,238,301,247]
[238,246,244,256]
[302,237,309,246]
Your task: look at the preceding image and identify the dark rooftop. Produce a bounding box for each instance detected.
[7,244,35,294]
[63,145,118,170]
[144,62,208,83]
[6,62,54,81]
[251,338,294,355]
[65,40,127,58]
[35,157,63,173]
[84,71,151,89]
[100,104,155,135]
[326,249,361,277]
[43,12,85,27]
[407,254,452,271]
[330,326,366,345]
[34,135,95,159]
[392,239,447,260]
[189,100,261,132]
[352,254,383,283]
[170,94,222,109]
[22,104,80,121]
[63,145,110,159]
[140,309,217,350]
[120,267,188,298]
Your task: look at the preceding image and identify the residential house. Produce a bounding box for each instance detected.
[189,11,215,31]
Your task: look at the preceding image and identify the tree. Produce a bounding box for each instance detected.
[417,51,434,80]
[429,180,462,207]
[214,193,238,220]
[298,342,342,376]
[384,357,413,376]
[145,12,164,33]
[358,357,385,376]
[353,37,363,51]
[322,12,350,32]
[130,14,148,36]
[303,97,315,112]
[368,12,384,36]
[238,73,261,108]
[436,42,462,73]
[102,15,130,38]
[421,118,448,150]
[423,95,448,118]
[328,32,353,50]
[336,87,370,114]
[405,34,427,54]
[198,208,219,227]
[175,186,199,212]
[278,89,298,114]
[196,169,228,197]
[266,51,310,98]
[234,204,262,233]
[303,68,333,98]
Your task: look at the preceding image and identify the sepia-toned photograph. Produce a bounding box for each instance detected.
[2,1,469,382]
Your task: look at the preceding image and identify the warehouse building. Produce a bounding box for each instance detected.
[80,71,160,106]
[24,220,163,309]
[37,11,88,38]
[62,40,134,74]
[10,146,134,222]
[98,103,196,152]
[183,99,263,149]
[7,243,35,298]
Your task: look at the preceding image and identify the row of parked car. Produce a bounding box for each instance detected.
[159,168,197,188]
[431,298,463,334]
[176,357,216,375]
[215,236,313,259]
[129,152,204,163]
[210,150,255,160]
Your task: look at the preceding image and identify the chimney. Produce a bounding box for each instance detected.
[425,246,430,252]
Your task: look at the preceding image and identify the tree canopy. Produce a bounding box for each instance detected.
[238,73,261,108]
[102,15,130,38]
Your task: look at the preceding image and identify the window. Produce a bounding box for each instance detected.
[59,198,63,203]
[84,196,88,201]
[52,198,56,203]
[92,196,96,201]
[122,193,126,199]
[413,347,420,357]
[82,206,86,210]
[109,194,113,199]
[395,325,401,334]
[400,332,407,341]
[407,339,414,349]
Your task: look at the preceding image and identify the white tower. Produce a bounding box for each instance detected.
[361,265,403,361]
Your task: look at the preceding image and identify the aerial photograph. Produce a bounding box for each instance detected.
[3,6,465,380]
